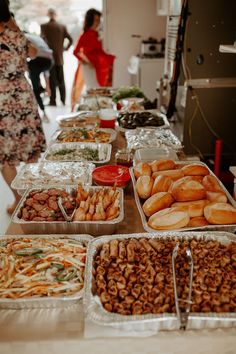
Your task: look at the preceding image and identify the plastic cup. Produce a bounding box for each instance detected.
[99,109,117,129]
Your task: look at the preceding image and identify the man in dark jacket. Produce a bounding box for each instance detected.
[41,8,73,106]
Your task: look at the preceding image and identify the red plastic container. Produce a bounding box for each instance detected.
[99,118,116,129]
[92,165,131,187]
[99,109,117,129]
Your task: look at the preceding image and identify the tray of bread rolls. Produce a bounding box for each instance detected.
[130,159,236,232]
[84,231,236,330]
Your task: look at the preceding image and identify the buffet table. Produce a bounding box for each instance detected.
[2,130,236,354]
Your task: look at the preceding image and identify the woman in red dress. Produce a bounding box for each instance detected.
[71,8,115,109]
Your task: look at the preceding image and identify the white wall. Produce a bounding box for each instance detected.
[103,0,167,87]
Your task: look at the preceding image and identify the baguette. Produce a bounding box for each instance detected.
[206,191,227,203]
[151,175,173,195]
[136,175,154,199]
[204,202,236,224]
[150,159,176,172]
[181,163,209,176]
[188,216,209,227]
[152,169,184,181]
[202,175,223,192]
[171,176,206,201]
[171,199,208,218]
[148,207,190,230]
[134,162,152,179]
[142,192,174,217]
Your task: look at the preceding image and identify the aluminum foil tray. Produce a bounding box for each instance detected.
[84,231,236,330]
[117,110,170,136]
[56,111,99,128]
[11,161,95,195]
[130,161,236,233]
[50,127,117,144]
[42,142,112,165]
[0,234,92,309]
[125,128,182,151]
[11,185,124,236]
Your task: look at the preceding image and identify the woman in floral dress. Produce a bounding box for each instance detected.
[0,0,46,214]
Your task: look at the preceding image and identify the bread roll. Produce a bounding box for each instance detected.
[206,191,227,203]
[188,216,209,227]
[171,199,208,218]
[151,175,173,195]
[150,159,176,172]
[175,163,185,169]
[202,175,223,192]
[204,202,236,224]
[148,207,190,230]
[136,175,153,199]
[134,162,152,179]
[142,192,174,217]
[181,163,209,176]
[152,169,184,181]
[171,176,206,202]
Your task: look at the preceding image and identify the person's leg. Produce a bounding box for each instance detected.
[56,65,66,105]
[2,164,21,214]
[49,65,57,105]
[28,59,45,111]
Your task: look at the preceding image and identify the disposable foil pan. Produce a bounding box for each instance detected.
[130,161,236,233]
[0,234,92,309]
[125,127,182,151]
[11,185,124,236]
[117,110,170,136]
[42,142,112,165]
[84,231,236,330]
[11,161,95,196]
[50,127,117,144]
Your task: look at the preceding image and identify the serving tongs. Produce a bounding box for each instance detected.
[58,190,77,222]
[172,243,194,330]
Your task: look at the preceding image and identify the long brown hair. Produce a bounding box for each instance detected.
[83,8,101,32]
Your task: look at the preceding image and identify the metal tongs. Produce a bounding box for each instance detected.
[172,243,194,330]
[58,191,77,222]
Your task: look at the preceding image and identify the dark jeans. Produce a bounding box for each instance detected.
[49,65,66,105]
[28,57,52,111]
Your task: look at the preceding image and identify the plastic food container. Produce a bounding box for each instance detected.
[92,165,131,188]
[0,234,92,309]
[99,109,117,129]
[11,185,124,236]
[134,147,178,164]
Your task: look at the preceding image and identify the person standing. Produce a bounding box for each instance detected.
[41,8,73,106]
[25,33,53,121]
[73,9,115,90]
[0,0,46,214]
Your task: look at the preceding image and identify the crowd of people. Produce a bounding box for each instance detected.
[0,0,116,214]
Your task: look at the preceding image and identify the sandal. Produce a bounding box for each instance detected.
[7,200,19,215]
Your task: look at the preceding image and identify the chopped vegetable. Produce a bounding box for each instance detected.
[0,237,87,299]
[14,248,43,256]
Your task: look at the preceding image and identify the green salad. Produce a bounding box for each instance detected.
[112,86,146,103]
